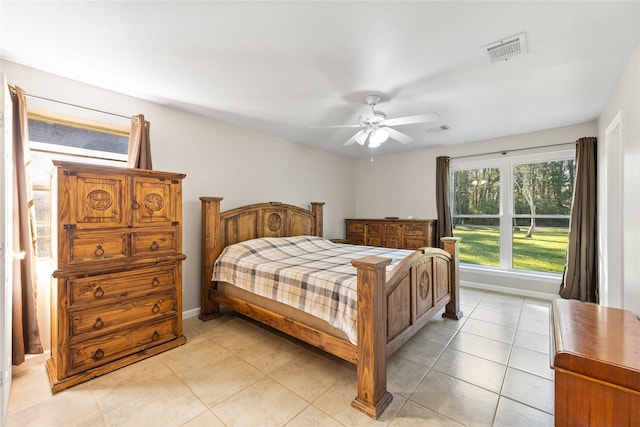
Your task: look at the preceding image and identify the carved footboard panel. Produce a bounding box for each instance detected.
[385,245,457,354]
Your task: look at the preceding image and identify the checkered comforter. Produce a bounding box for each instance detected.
[212,235,414,344]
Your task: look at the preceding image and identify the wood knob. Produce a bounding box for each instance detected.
[150,241,159,251]
[93,287,105,298]
[151,277,160,287]
[93,317,104,329]
[152,303,160,314]
[151,331,160,341]
[92,348,105,360]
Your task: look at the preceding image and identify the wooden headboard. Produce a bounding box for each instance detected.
[200,197,325,316]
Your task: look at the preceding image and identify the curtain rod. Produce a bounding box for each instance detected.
[24,93,135,121]
[449,141,576,160]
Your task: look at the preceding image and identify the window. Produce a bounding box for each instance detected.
[451,149,575,275]
[29,110,129,260]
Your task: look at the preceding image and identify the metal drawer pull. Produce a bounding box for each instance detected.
[94,245,105,257]
[150,241,159,251]
[152,303,161,314]
[151,277,160,287]
[92,348,105,360]
[93,317,104,329]
[93,286,105,298]
[151,331,160,341]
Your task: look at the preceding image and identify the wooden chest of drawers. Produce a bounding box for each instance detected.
[345,218,437,249]
[551,299,640,426]
[46,161,187,392]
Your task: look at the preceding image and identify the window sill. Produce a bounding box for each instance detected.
[459,264,561,299]
[460,264,561,281]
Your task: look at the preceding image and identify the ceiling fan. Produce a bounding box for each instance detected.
[314,95,440,148]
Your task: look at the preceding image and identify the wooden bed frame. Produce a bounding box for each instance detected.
[199,197,462,419]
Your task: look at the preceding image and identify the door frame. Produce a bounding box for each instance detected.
[1,75,14,426]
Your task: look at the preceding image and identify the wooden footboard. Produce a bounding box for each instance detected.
[351,238,461,418]
[199,197,461,419]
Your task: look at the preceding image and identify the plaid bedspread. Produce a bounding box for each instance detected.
[212,235,414,344]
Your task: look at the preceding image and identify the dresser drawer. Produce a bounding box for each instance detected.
[66,232,129,265]
[131,230,178,256]
[68,266,177,308]
[404,224,426,237]
[68,317,178,374]
[347,235,365,245]
[70,292,177,338]
[346,222,364,234]
[404,237,428,250]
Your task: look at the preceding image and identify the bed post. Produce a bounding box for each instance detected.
[200,197,224,320]
[351,256,393,419]
[310,202,324,237]
[441,237,463,320]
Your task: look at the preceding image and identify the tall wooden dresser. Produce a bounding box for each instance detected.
[46,161,187,392]
[345,218,437,249]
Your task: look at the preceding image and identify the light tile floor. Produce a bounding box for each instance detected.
[6,287,555,426]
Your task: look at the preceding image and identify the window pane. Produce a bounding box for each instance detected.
[452,168,500,215]
[512,218,570,273]
[452,217,500,267]
[28,119,128,155]
[452,167,501,267]
[513,160,575,215]
[33,188,52,259]
[512,159,575,273]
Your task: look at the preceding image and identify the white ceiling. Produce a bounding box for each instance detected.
[1,1,639,158]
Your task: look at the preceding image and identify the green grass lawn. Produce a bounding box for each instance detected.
[452,225,568,274]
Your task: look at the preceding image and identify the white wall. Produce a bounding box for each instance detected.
[598,41,640,316]
[354,121,598,298]
[1,61,356,347]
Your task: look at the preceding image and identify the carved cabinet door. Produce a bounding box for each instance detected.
[383,224,401,249]
[64,171,129,230]
[132,177,178,227]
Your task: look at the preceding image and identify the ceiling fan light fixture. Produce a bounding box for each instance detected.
[369,128,389,148]
[355,131,369,145]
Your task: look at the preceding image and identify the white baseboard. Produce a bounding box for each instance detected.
[461,281,559,301]
[183,307,201,319]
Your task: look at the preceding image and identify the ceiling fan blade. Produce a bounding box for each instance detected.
[311,123,365,129]
[385,127,414,144]
[344,130,369,146]
[380,112,440,127]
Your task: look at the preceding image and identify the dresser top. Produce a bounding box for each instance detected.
[552,299,640,391]
[53,160,186,180]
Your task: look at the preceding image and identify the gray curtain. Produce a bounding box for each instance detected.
[127,114,153,169]
[10,85,43,364]
[435,156,453,248]
[560,137,598,302]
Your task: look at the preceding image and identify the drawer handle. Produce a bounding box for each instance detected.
[151,277,160,287]
[94,245,105,257]
[132,200,140,210]
[150,241,159,251]
[92,348,105,361]
[151,331,160,341]
[93,317,104,329]
[152,303,161,314]
[93,286,105,298]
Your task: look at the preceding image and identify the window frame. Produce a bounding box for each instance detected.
[451,147,575,276]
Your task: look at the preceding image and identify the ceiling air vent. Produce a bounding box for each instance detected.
[485,33,527,63]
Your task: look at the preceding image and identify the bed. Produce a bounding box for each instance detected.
[199,197,462,419]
